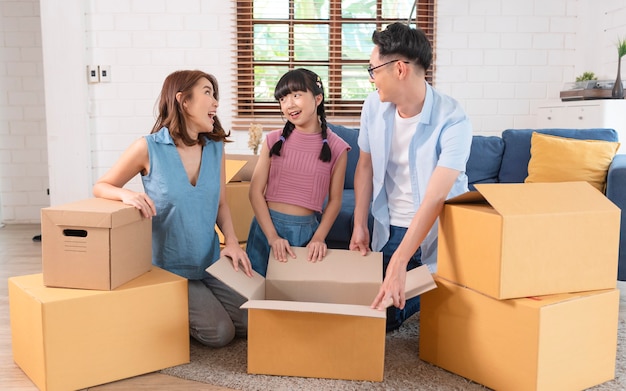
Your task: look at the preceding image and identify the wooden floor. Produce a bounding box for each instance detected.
[0,224,233,391]
[2,224,626,391]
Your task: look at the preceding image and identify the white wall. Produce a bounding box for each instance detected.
[436,0,626,135]
[2,0,626,223]
[0,0,48,223]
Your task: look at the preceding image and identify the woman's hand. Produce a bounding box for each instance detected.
[221,243,253,277]
[121,191,156,219]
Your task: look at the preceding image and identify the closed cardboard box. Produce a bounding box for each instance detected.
[9,267,189,391]
[41,198,152,290]
[207,247,436,382]
[217,182,254,244]
[216,159,254,244]
[420,276,619,391]
[437,182,620,299]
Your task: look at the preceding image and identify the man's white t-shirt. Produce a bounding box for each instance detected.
[385,110,421,228]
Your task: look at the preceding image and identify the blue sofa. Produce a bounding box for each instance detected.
[327,124,626,281]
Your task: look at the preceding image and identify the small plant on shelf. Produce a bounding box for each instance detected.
[575,71,597,82]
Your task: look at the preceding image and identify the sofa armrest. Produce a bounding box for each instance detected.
[607,154,626,206]
[606,154,626,280]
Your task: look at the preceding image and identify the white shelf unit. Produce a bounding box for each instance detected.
[536,100,626,154]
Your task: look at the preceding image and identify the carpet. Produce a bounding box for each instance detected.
[161,314,626,390]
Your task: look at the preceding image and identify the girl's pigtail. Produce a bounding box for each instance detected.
[317,74,331,162]
[269,121,294,157]
[319,117,331,162]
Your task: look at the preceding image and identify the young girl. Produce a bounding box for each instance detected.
[246,68,350,276]
[93,70,252,348]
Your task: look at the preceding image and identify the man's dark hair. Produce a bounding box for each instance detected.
[372,22,432,71]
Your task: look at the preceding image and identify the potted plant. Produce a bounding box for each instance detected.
[575,71,597,89]
[611,37,626,98]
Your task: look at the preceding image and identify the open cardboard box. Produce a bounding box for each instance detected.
[207,246,436,381]
[437,182,621,299]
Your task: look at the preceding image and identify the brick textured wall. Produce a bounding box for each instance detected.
[2,0,626,223]
[0,0,48,223]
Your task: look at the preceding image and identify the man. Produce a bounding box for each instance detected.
[350,22,472,331]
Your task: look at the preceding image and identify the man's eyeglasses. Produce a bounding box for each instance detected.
[367,60,410,79]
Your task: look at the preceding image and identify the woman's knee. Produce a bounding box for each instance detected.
[190,317,235,348]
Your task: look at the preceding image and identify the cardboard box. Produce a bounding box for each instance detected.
[218,182,254,244]
[216,159,255,244]
[41,198,152,290]
[207,247,436,381]
[419,275,619,391]
[225,153,259,182]
[437,182,620,299]
[9,267,189,391]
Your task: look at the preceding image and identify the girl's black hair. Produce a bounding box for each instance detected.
[270,68,331,162]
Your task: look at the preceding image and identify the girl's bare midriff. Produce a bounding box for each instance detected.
[267,201,315,216]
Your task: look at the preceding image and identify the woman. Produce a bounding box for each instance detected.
[93,70,252,348]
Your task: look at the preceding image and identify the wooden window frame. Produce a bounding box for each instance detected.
[233,0,435,130]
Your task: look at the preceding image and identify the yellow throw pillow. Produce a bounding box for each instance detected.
[525,132,620,193]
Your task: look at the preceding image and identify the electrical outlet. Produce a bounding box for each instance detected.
[99,65,111,83]
[87,65,99,83]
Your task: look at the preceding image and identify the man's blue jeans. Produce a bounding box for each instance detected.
[381,225,422,332]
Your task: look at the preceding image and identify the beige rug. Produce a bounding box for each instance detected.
[161,314,626,390]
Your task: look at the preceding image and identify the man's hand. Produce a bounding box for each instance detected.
[371,256,407,310]
[349,224,371,255]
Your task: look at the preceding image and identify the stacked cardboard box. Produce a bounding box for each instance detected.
[9,198,190,391]
[216,156,258,246]
[419,182,621,391]
[41,198,153,290]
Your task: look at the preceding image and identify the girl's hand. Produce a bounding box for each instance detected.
[121,191,156,219]
[221,243,253,277]
[306,239,327,262]
[269,237,296,262]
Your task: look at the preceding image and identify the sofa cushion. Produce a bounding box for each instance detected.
[525,132,619,192]
[325,189,355,248]
[499,128,619,183]
[327,123,360,189]
[467,135,505,190]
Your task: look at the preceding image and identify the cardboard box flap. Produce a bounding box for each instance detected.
[405,264,437,300]
[42,198,143,228]
[267,247,382,283]
[225,159,248,183]
[445,190,488,205]
[471,182,619,216]
[241,299,386,318]
[206,258,265,300]
[208,252,436,309]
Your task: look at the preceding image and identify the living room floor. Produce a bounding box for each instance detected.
[1,223,624,390]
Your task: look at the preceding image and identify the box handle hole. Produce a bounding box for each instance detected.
[63,229,88,238]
